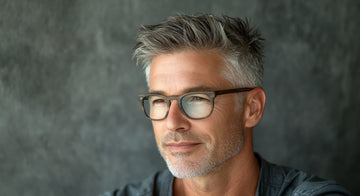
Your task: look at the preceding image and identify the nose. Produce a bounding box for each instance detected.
[165,100,191,132]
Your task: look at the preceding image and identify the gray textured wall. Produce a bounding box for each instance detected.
[0,0,359,195]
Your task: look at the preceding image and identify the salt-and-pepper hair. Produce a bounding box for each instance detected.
[133,14,264,88]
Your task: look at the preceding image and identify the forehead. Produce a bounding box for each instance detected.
[149,50,232,94]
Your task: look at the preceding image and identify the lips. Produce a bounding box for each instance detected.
[165,142,201,152]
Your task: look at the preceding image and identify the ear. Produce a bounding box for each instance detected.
[243,87,266,128]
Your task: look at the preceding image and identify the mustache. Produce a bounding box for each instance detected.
[161,131,201,144]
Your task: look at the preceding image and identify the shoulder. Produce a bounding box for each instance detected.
[101,170,173,196]
[292,179,352,196]
[257,155,352,196]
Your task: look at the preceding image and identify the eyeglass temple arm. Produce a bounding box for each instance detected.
[214,88,255,96]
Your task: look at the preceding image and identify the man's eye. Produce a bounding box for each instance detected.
[188,96,209,102]
[151,99,166,105]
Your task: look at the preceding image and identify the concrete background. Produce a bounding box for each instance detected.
[0,0,359,195]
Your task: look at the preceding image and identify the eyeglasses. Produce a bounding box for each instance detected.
[138,88,254,121]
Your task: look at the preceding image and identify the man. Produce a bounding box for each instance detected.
[105,14,351,195]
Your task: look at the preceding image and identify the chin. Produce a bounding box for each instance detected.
[163,153,217,178]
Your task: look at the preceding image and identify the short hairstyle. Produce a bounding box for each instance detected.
[133,14,264,88]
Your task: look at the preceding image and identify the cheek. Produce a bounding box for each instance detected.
[212,96,244,125]
[193,112,230,145]
[211,101,236,122]
[204,101,243,139]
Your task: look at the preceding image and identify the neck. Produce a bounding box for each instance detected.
[173,129,260,196]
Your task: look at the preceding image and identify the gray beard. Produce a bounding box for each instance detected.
[159,128,244,179]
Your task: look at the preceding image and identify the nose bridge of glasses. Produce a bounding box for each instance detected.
[164,95,188,119]
[166,95,183,103]
[165,95,184,113]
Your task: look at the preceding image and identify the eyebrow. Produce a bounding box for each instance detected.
[148,86,215,95]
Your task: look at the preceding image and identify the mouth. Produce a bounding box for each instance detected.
[165,142,201,153]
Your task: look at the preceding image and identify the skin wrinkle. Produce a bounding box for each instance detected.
[145,49,253,88]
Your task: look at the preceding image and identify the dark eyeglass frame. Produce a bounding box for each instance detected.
[138,87,255,121]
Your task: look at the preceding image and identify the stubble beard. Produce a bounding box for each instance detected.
[159,126,244,179]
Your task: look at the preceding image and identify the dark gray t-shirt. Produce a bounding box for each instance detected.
[103,155,351,196]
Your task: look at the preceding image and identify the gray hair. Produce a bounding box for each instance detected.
[133,14,264,88]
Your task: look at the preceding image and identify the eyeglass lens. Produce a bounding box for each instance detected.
[143,93,213,120]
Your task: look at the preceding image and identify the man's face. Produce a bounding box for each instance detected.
[149,50,245,178]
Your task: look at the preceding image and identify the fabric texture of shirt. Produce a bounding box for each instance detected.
[102,154,352,196]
